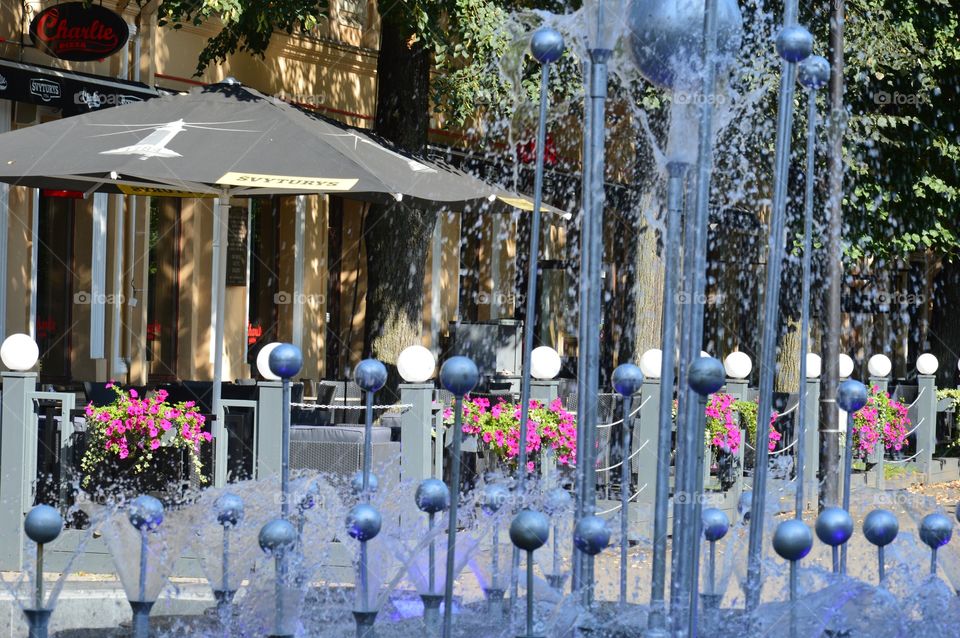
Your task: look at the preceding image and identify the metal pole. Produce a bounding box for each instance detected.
[672,0,723,627]
[571,58,593,597]
[212,193,230,465]
[686,398,709,635]
[442,397,464,638]
[281,377,291,519]
[647,162,687,637]
[877,546,885,583]
[363,390,374,496]
[619,393,632,606]
[795,88,819,519]
[35,544,43,610]
[526,551,535,637]
[745,1,803,610]
[820,0,846,512]
[577,46,611,607]
[840,404,853,574]
[138,529,148,602]
[428,512,436,594]
[512,57,555,616]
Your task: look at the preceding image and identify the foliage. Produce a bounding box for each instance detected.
[444,395,576,472]
[850,385,910,456]
[936,388,960,402]
[839,0,960,260]
[148,0,329,75]
[81,385,211,486]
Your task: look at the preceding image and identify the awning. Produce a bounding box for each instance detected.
[0,57,158,115]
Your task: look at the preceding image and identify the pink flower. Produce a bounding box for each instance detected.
[150,439,161,450]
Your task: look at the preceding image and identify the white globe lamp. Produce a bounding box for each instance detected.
[805,353,822,379]
[723,351,752,379]
[530,346,562,380]
[867,354,892,378]
[838,354,854,379]
[917,353,939,376]
[0,334,40,372]
[639,349,662,379]
[397,345,437,383]
[256,342,282,381]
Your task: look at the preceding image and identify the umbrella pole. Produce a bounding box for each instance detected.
[211,190,231,487]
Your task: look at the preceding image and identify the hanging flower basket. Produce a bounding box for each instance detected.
[851,386,910,462]
[444,396,577,474]
[80,384,212,500]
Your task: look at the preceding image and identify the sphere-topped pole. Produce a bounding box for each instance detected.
[919,513,952,577]
[863,509,898,584]
[481,483,510,617]
[259,518,298,638]
[510,26,564,624]
[745,4,814,609]
[268,343,303,520]
[23,505,63,638]
[679,356,725,635]
[354,358,388,500]
[128,495,164,638]
[611,363,643,607]
[701,508,729,610]
[416,478,450,631]
[439,356,478,638]
[213,493,244,622]
[510,510,550,638]
[815,506,853,574]
[838,378,868,573]
[794,53,830,519]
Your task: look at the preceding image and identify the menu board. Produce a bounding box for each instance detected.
[225,207,248,286]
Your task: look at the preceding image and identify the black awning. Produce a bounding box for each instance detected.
[0,57,158,115]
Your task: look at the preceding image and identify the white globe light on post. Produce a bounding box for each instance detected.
[867,354,892,378]
[256,342,282,381]
[530,346,562,380]
[805,353,822,379]
[0,334,40,372]
[397,345,437,383]
[838,354,854,379]
[700,350,710,358]
[917,353,939,376]
[639,349,662,379]
[723,352,752,379]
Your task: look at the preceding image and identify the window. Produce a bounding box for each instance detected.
[247,197,280,363]
[35,194,75,383]
[146,198,181,380]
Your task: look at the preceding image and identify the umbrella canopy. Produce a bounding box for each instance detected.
[0,79,520,208]
[0,80,565,485]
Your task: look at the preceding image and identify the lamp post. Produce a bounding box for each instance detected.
[572,0,626,602]
[398,346,438,484]
[744,5,814,609]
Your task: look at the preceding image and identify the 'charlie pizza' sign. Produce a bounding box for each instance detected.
[30,2,129,62]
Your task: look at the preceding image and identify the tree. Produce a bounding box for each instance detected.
[148,0,575,394]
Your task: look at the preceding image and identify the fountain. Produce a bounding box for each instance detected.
[8,2,960,637]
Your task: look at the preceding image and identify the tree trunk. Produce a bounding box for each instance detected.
[631,192,664,356]
[362,5,435,398]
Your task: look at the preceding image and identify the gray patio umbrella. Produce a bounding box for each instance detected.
[0,79,552,480]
